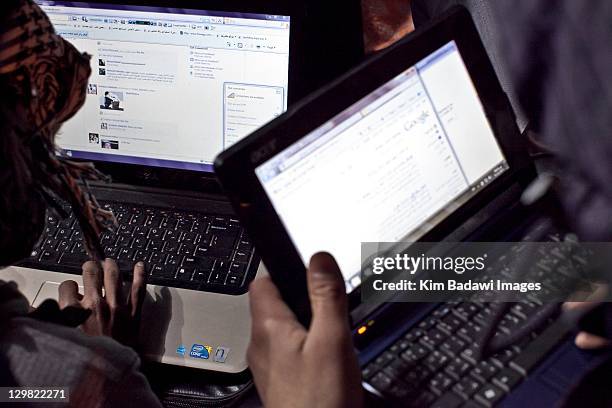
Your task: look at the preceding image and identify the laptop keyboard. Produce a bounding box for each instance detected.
[363,301,568,408]
[20,202,256,294]
[362,234,582,407]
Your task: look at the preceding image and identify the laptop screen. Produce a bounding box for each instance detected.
[37,1,291,172]
[255,41,509,292]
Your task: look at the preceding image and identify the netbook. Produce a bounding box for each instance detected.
[215,7,598,405]
[0,0,364,373]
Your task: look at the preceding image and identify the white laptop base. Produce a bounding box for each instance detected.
[0,264,266,373]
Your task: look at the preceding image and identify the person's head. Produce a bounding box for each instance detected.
[0,0,113,267]
[105,91,109,96]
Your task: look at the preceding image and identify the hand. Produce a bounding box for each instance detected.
[564,283,610,349]
[564,301,611,349]
[58,259,147,347]
[247,253,363,408]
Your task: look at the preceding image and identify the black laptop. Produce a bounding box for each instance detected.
[214,6,604,404]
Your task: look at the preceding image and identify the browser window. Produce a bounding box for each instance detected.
[37,1,290,171]
[255,42,508,291]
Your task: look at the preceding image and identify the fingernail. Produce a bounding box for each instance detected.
[136,261,145,268]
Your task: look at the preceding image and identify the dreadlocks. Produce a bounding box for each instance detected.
[0,0,115,266]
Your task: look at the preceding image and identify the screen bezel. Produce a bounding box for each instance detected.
[214,6,536,326]
[45,0,362,192]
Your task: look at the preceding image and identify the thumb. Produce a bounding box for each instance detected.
[307,252,349,333]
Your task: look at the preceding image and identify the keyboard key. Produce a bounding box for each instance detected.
[474,384,505,407]
[392,339,412,353]
[491,347,519,367]
[181,232,199,244]
[183,256,214,270]
[151,265,177,279]
[361,363,378,380]
[148,252,166,265]
[388,384,410,400]
[226,274,243,286]
[117,248,134,260]
[452,376,481,399]
[428,371,454,395]
[441,337,466,357]
[439,314,463,334]
[229,262,246,276]
[59,253,86,268]
[56,228,72,240]
[418,316,438,330]
[404,328,425,342]
[132,237,147,249]
[470,361,499,382]
[162,241,179,253]
[402,365,431,385]
[178,243,195,256]
[453,302,480,321]
[233,251,250,263]
[423,350,449,372]
[212,232,237,249]
[461,345,479,365]
[176,267,195,281]
[445,357,471,380]
[104,246,118,258]
[116,236,131,247]
[492,368,522,392]
[369,372,393,392]
[166,254,181,266]
[383,359,411,380]
[209,269,228,285]
[375,351,396,366]
[118,225,133,235]
[401,344,429,364]
[421,327,448,348]
[193,269,211,283]
[457,321,484,343]
[39,250,59,263]
[57,240,71,253]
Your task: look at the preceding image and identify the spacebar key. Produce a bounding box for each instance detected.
[509,319,571,376]
[59,253,88,268]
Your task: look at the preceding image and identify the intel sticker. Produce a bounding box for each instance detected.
[190,344,212,359]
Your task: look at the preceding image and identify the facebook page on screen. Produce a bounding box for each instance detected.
[37,1,290,171]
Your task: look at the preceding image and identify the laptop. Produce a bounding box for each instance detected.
[0,0,364,373]
[214,6,605,405]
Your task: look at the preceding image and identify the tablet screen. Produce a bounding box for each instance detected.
[255,42,508,293]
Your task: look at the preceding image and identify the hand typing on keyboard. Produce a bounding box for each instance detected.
[57,259,148,347]
[247,253,363,408]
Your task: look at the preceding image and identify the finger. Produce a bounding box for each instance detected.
[306,252,349,334]
[82,260,103,299]
[58,280,82,308]
[103,259,122,308]
[249,276,296,323]
[575,331,611,349]
[563,301,596,311]
[249,276,304,346]
[129,261,147,318]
